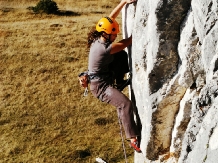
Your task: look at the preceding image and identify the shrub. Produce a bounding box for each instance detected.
[33,0,59,14]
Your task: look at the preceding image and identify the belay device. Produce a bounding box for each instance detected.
[78,71,89,96]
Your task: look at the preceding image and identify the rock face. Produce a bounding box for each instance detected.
[122,0,218,162]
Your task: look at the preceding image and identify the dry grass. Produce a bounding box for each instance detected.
[0,0,133,163]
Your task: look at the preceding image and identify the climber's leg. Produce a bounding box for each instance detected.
[101,85,138,138]
[90,80,141,152]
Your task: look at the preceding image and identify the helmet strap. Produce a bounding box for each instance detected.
[101,32,112,44]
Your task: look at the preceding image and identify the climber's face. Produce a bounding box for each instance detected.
[109,34,117,42]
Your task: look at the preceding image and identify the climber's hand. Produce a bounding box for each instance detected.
[126,0,137,4]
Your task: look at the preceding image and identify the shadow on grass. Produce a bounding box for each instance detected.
[71,149,91,160]
[27,7,81,16]
[57,10,81,16]
[0,7,14,12]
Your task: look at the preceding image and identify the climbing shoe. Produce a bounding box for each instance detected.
[130,139,141,153]
[116,77,131,91]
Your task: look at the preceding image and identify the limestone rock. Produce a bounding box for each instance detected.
[122,0,218,162]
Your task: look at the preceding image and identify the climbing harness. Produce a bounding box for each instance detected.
[78,71,132,96]
[117,114,128,163]
[78,71,113,96]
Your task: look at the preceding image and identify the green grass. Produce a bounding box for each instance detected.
[0,1,134,162]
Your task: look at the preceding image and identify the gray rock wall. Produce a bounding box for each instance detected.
[122,0,218,162]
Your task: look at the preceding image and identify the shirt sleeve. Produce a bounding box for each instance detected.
[105,43,112,54]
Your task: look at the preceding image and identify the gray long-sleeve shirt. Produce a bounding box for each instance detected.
[88,38,113,74]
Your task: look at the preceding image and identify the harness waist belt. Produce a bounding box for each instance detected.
[89,72,112,80]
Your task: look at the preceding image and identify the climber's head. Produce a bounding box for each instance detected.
[96,17,120,35]
[96,17,120,43]
[87,17,120,48]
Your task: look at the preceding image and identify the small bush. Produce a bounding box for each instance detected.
[33,0,59,14]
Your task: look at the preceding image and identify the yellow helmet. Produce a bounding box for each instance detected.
[96,17,120,34]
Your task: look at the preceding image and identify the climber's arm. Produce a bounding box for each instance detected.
[110,36,132,54]
[109,0,137,19]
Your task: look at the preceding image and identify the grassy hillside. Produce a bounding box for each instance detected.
[0,0,134,162]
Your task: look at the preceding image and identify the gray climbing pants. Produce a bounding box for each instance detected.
[90,79,139,139]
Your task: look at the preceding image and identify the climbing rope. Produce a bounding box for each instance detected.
[117,114,128,163]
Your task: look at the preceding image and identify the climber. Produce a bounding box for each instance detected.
[87,0,141,153]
